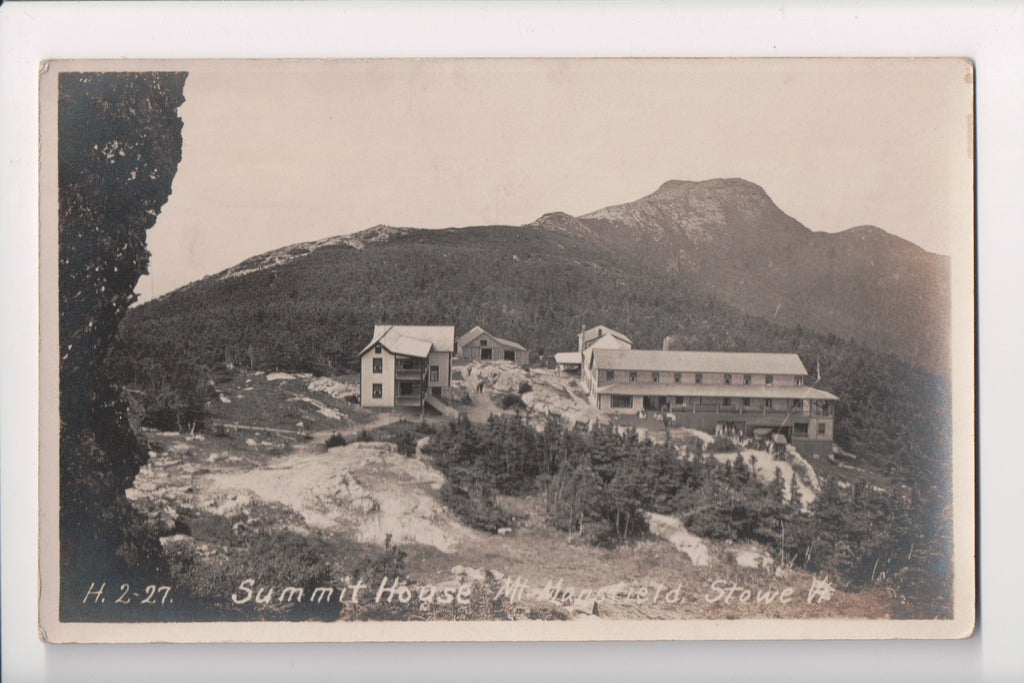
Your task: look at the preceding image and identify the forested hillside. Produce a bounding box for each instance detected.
[112,223,948,468]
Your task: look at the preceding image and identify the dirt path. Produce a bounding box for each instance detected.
[310,412,415,444]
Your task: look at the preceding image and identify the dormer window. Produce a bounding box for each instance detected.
[374,343,382,354]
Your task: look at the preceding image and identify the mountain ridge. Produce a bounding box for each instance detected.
[559,178,950,372]
[145,178,949,374]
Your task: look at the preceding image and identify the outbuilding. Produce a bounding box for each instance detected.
[456,326,529,365]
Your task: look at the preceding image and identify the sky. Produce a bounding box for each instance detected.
[136,59,973,302]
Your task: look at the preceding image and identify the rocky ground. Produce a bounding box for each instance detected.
[456,361,601,428]
[125,368,892,621]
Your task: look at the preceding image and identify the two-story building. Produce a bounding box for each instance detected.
[557,324,633,377]
[358,325,455,409]
[456,326,528,365]
[579,325,633,391]
[587,348,838,457]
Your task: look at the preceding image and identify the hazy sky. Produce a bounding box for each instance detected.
[136,59,973,302]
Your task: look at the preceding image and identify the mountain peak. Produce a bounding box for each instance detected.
[528,211,592,235]
[647,178,769,201]
[578,177,791,244]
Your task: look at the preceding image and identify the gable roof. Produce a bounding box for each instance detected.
[588,334,633,351]
[359,325,455,358]
[457,325,527,352]
[591,349,808,376]
[580,325,632,346]
[456,325,487,348]
[595,383,837,401]
[388,336,434,358]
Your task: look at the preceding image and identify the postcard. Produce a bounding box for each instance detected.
[38,58,975,642]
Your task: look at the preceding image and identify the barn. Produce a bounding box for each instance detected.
[456,326,529,365]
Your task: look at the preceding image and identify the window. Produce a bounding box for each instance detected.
[792,399,802,409]
[725,374,732,385]
[480,348,492,360]
[629,372,638,383]
[504,350,516,362]
[743,374,752,385]
[429,365,439,382]
[372,358,382,373]
[765,398,773,409]
[605,370,615,382]
[765,375,774,385]
[652,372,660,383]
[674,373,682,383]
[674,396,687,406]
[374,343,382,354]
[372,383,383,399]
[611,395,632,409]
[695,373,703,385]
[796,376,804,386]
[480,339,488,346]
[794,423,809,438]
[742,398,751,407]
[722,397,731,406]
[818,422,827,437]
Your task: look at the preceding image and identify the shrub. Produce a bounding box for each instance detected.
[394,431,418,457]
[325,432,347,449]
[499,393,525,410]
[351,534,407,585]
[707,435,737,453]
[679,433,705,456]
[440,467,512,533]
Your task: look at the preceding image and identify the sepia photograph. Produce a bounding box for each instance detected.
[37,58,975,643]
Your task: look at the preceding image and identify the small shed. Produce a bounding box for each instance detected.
[554,351,583,375]
[456,326,529,365]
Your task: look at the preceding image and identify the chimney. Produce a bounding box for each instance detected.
[663,336,672,350]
